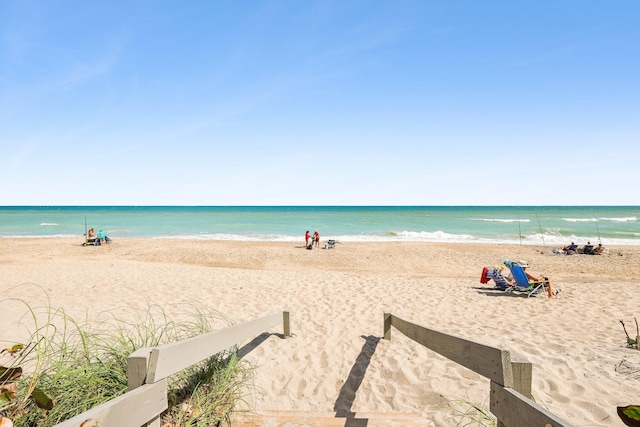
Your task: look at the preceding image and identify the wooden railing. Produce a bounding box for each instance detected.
[383,312,573,427]
[51,310,572,426]
[54,310,291,427]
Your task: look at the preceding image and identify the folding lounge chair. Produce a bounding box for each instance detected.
[506,264,548,298]
[484,268,511,290]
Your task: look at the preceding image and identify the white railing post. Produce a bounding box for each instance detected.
[128,347,152,391]
[127,347,160,427]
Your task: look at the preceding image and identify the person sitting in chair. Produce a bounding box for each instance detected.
[563,242,578,255]
[517,260,557,298]
[581,242,594,254]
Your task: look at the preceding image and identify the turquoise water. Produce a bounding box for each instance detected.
[0,206,639,245]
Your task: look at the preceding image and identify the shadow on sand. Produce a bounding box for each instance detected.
[333,335,380,419]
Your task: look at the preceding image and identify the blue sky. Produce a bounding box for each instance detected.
[1,1,638,205]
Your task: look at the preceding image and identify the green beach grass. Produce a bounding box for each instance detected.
[1,290,254,426]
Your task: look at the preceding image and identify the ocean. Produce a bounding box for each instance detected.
[0,206,638,246]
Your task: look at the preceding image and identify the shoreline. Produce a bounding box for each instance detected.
[4,235,640,247]
[2,238,639,426]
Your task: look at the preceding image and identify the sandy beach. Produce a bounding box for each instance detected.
[1,238,639,426]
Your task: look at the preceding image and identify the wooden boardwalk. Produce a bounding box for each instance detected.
[230,410,433,426]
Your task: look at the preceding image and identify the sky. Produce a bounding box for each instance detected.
[1,1,639,206]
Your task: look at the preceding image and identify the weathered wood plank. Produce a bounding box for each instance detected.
[510,352,532,398]
[230,410,430,427]
[283,310,291,337]
[54,379,167,427]
[390,314,514,387]
[127,347,160,426]
[383,311,392,340]
[147,311,284,383]
[128,347,152,390]
[490,381,574,427]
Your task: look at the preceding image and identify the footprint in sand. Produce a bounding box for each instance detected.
[296,378,308,398]
[574,399,612,424]
[319,350,329,368]
[539,379,570,404]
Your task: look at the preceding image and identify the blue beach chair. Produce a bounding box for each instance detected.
[507,264,548,298]
[485,268,512,290]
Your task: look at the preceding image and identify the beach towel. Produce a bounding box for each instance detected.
[480,266,490,284]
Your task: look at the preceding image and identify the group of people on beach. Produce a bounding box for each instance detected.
[555,241,605,255]
[86,228,111,245]
[305,230,320,249]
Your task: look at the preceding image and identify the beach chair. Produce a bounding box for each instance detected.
[592,244,608,255]
[482,267,511,290]
[580,244,594,254]
[83,227,98,246]
[323,240,337,249]
[506,264,548,298]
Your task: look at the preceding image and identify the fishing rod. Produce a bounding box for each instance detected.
[536,214,546,247]
[592,210,602,244]
[517,210,522,245]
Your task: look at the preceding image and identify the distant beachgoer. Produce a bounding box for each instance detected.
[313,230,320,249]
[593,243,605,254]
[563,242,578,255]
[88,228,95,238]
[98,230,106,244]
[581,242,594,254]
[305,230,310,248]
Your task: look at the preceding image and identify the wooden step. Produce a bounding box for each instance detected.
[230,410,434,426]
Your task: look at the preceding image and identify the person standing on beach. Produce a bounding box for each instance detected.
[313,230,320,249]
[305,230,310,248]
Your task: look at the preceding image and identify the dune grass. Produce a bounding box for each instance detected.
[1,292,254,426]
[450,399,496,427]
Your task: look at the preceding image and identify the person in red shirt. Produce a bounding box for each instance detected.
[305,230,310,248]
[313,230,320,249]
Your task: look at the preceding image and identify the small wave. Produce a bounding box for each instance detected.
[562,218,597,222]
[472,218,530,223]
[613,231,640,237]
[40,222,59,226]
[599,216,637,222]
[395,230,477,241]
